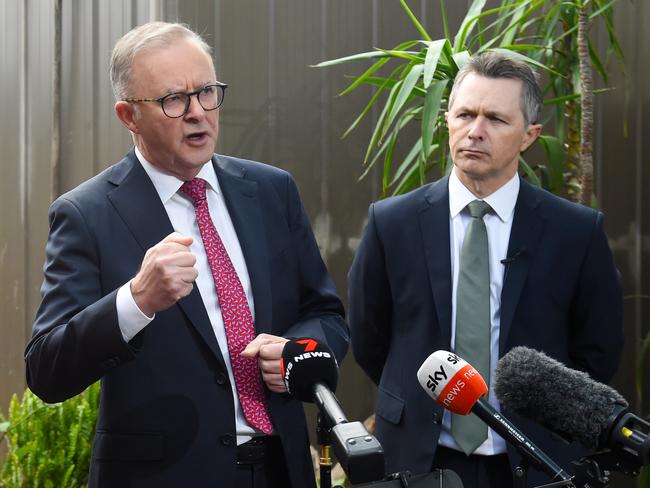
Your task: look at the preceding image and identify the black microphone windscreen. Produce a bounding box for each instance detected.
[280,338,338,403]
[494,346,627,449]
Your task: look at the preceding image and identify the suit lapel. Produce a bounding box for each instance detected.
[419,177,453,346]
[106,149,226,367]
[106,150,175,252]
[214,156,272,335]
[499,179,545,352]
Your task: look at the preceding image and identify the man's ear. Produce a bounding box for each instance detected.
[114,101,139,134]
[520,123,542,152]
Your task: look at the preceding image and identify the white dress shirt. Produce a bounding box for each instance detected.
[116,146,258,443]
[437,168,520,455]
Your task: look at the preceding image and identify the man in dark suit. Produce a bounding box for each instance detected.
[25,22,348,488]
[348,52,623,487]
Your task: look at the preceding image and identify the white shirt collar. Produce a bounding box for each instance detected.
[448,167,520,223]
[135,146,220,203]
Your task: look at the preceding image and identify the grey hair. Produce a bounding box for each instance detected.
[448,51,543,126]
[110,22,213,100]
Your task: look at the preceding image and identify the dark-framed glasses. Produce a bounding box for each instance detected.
[123,82,228,118]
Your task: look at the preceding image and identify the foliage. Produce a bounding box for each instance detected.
[0,383,99,488]
[314,0,625,199]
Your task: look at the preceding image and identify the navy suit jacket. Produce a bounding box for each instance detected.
[26,149,349,488]
[348,176,623,485]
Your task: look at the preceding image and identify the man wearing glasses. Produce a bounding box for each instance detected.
[25,22,349,488]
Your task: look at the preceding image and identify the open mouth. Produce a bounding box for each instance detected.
[186,131,209,144]
[187,131,207,140]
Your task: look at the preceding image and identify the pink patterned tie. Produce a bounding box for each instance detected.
[180,178,273,435]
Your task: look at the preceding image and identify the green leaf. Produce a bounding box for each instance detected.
[488,48,562,77]
[440,0,450,40]
[358,142,389,181]
[399,0,432,41]
[341,64,408,138]
[392,160,436,195]
[587,37,608,83]
[383,129,400,191]
[356,75,427,97]
[537,135,565,193]
[543,93,582,105]
[360,108,419,180]
[312,50,390,68]
[0,421,9,432]
[467,2,541,52]
[338,40,420,96]
[453,0,487,52]
[499,0,534,46]
[519,156,542,187]
[376,48,425,63]
[383,64,424,139]
[592,0,624,61]
[637,330,650,400]
[451,51,471,72]
[339,58,390,97]
[342,84,388,139]
[363,93,392,165]
[499,43,546,52]
[422,39,448,88]
[391,139,426,185]
[392,162,422,195]
[421,80,448,159]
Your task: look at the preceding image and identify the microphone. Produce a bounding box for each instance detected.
[281,338,385,484]
[417,350,571,482]
[494,346,650,468]
[501,247,527,265]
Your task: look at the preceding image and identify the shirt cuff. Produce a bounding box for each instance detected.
[116,280,155,342]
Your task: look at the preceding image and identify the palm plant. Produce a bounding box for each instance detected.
[315,0,625,202]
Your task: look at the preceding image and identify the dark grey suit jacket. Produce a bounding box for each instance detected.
[26,148,349,488]
[348,176,623,486]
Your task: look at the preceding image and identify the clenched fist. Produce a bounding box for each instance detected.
[131,232,198,316]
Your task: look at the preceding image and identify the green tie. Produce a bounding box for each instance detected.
[452,199,492,455]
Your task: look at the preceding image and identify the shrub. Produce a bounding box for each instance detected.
[0,383,99,488]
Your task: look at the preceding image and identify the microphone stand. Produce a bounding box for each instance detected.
[351,469,464,487]
[315,410,462,487]
[513,460,528,488]
[529,443,646,487]
[506,458,576,488]
[317,413,344,488]
[571,447,645,488]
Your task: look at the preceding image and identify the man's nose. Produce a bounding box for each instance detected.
[184,94,206,119]
[467,117,486,139]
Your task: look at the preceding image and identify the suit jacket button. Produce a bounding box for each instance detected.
[432,413,441,424]
[220,434,235,446]
[215,372,227,386]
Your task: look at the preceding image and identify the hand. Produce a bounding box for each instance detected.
[241,333,290,393]
[131,232,198,316]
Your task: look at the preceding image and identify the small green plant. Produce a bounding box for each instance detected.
[0,383,99,488]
